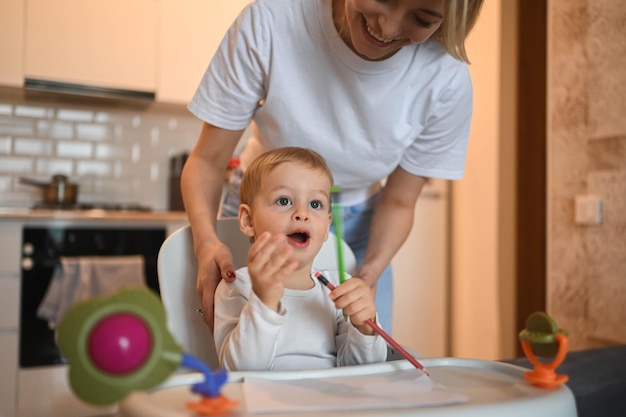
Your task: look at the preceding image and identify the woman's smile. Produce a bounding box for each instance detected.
[364,17,397,45]
[335,0,444,61]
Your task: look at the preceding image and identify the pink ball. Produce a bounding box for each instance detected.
[87,313,152,375]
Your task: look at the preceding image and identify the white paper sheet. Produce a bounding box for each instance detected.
[243,369,468,414]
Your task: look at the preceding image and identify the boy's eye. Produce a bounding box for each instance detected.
[276,197,292,206]
[310,200,323,210]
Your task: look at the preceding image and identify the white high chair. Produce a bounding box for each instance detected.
[156,218,357,367]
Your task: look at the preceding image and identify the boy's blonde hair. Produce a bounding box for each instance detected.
[239,147,334,211]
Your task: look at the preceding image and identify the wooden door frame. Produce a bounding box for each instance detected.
[515,0,548,356]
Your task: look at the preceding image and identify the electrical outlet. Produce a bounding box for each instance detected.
[575,194,603,226]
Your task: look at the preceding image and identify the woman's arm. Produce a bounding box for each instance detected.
[181,122,245,330]
[355,167,428,291]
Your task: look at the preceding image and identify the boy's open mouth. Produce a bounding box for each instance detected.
[288,232,310,245]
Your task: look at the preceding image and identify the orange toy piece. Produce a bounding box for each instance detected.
[187,395,239,415]
[518,312,569,389]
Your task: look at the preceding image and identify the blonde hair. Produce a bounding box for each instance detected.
[239,147,334,211]
[437,0,484,63]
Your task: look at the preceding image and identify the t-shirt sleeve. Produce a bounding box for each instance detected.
[400,65,473,180]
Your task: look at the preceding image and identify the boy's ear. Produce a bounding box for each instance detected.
[238,204,255,238]
[323,212,332,242]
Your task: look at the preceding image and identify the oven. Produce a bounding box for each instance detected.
[18,225,166,417]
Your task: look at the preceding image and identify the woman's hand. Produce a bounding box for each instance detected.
[181,122,245,331]
[196,240,237,330]
[353,264,381,296]
[329,277,378,335]
[247,232,299,311]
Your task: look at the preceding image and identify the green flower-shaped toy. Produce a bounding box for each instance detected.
[57,287,183,405]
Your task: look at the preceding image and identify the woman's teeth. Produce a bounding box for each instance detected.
[366,23,393,43]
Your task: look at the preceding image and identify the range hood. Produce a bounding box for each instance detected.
[24,78,155,105]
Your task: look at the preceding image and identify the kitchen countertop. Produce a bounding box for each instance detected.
[0,208,189,222]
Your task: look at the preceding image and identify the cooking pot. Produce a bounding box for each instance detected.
[19,174,79,206]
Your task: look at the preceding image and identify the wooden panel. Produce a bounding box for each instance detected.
[515,0,547,356]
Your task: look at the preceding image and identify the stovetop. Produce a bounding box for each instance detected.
[31,202,153,212]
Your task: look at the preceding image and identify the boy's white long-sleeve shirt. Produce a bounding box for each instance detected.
[213,268,388,371]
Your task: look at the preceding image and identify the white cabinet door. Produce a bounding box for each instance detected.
[0,0,24,86]
[0,222,21,276]
[0,279,20,330]
[0,223,20,417]
[0,332,18,417]
[157,0,250,104]
[24,0,158,92]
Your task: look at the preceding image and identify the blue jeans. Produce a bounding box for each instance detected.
[332,193,393,334]
[220,177,394,333]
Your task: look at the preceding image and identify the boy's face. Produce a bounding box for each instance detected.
[239,162,333,268]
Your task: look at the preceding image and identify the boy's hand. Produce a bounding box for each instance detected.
[328,278,377,335]
[247,231,298,311]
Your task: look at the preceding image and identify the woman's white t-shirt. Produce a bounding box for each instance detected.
[189,0,473,192]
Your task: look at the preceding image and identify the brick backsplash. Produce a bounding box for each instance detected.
[0,95,202,210]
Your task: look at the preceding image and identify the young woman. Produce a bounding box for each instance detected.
[182,0,484,333]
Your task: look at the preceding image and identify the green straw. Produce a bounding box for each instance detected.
[330,185,346,284]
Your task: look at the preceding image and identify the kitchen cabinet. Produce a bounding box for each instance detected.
[0,222,21,277]
[157,0,250,104]
[0,221,21,333]
[0,333,18,417]
[0,0,24,86]
[24,0,158,93]
[0,222,21,417]
[0,280,20,329]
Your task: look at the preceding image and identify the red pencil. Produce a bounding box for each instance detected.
[314,272,429,376]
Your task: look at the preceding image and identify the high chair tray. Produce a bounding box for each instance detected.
[117,357,577,417]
